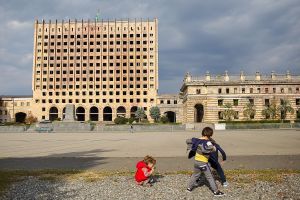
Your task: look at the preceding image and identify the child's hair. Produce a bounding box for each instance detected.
[202,127,214,137]
[143,155,156,165]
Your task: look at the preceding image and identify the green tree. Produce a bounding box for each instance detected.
[149,106,161,122]
[277,99,294,120]
[221,103,236,121]
[262,101,278,119]
[135,107,146,122]
[243,103,256,120]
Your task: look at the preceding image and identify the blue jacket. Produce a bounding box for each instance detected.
[209,143,226,163]
[191,137,214,155]
[187,137,215,159]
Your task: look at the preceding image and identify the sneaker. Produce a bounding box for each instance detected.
[187,187,193,192]
[213,191,225,197]
[222,181,229,187]
[148,178,156,184]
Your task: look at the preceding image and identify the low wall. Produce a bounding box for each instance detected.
[51,122,91,132]
[185,123,215,131]
[0,126,26,132]
[93,124,186,132]
[225,123,299,129]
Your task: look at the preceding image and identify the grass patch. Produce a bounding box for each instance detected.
[0,169,299,196]
[0,169,135,195]
[162,169,300,184]
[226,169,300,184]
[63,170,134,182]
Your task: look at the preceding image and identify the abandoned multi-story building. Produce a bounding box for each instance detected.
[31,18,158,122]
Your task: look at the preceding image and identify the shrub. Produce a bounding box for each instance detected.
[219,120,291,124]
[141,118,150,123]
[160,116,169,124]
[128,117,135,124]
[114,116,128,124]
[3,122,17,126]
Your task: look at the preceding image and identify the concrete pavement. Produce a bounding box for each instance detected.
[0,129,299,171]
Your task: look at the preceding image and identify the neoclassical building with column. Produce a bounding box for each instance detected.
[180,71,300,123]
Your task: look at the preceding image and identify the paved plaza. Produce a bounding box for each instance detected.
[0,129,299,171]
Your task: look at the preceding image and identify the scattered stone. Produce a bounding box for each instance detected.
[2,174,299,200]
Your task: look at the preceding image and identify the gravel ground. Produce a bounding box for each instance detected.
[2,174,300,200]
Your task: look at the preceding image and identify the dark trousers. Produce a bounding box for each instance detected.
[209,158,226,183]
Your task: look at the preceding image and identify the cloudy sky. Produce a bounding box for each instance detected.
[0,0,299,95]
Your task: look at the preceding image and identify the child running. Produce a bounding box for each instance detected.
[135,155,156,186]
[187,127,225,197]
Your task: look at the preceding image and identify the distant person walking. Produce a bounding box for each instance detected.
[130,124,134,133]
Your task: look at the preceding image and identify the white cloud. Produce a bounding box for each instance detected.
[6,20,31,30]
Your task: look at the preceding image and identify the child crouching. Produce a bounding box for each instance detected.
[135,155,156,186]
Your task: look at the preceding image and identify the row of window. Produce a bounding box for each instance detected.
[14,102,30,107]
[196,87,300,95]
[37,51,154,60]
[39,40,154,46]
[0,102,30,107]
[218,99,254,106]
[39,23,154,32]
[38,58,154,67]
[37,76,153,82]
[159,100,178,105]
[37,68,152,75]
[218,87,299,94]
[38,98,154,104]
[38,33,154,39]
[218,110,300,120]
[37,63,154,69]
[42,90,149,96]
[218,98,300,106]
[35,84,154,90]
[37,69,151,74]
[36,46,154,54]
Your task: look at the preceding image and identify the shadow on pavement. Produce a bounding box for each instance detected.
[0,155,299,171]
[0,149,114,170]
